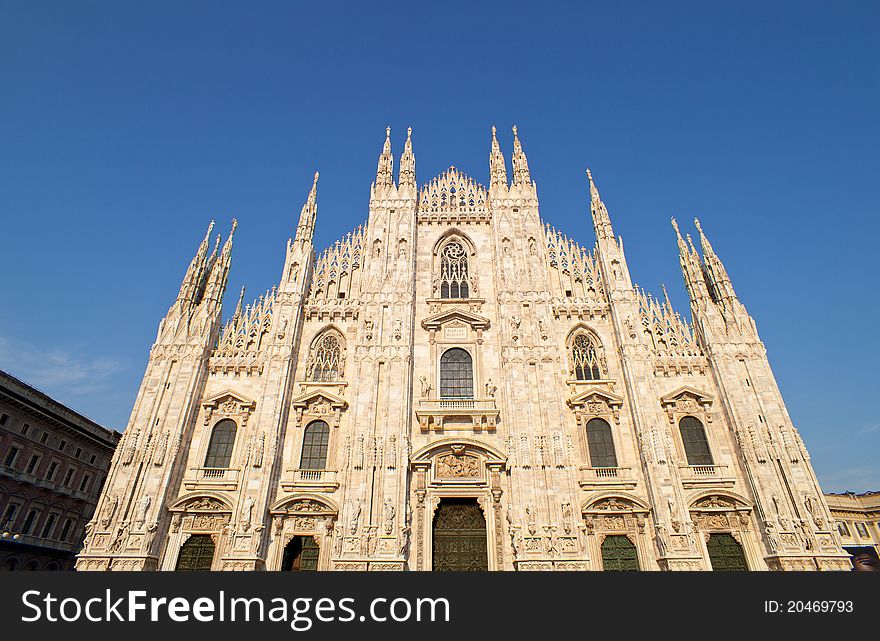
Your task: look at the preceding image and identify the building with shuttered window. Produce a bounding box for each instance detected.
[76,127,850,572]
[0,369,120,570]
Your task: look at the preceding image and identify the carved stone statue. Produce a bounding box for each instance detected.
[526,502,537,535]
[485,379,497,398]
[134,495,151,529]
[419,375,432,398]
[398,525,409,557]
[240,496,255,532]
[348,498,361,535]
[101,494,119,527]
[383,498,396,535]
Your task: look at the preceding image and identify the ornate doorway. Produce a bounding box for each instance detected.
[432,498,488,571]
[706,533,748,571]
[281,535,320,571]
[175,534,215,571]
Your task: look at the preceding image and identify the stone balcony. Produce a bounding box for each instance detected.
[182,467,240,491]
[578,466,638,490]
[280,468,339,493]
[678,464,737,488]
[415,397,499,432]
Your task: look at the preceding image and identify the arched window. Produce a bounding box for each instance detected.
[679,416,713,466]
[601,535,639,571]
[440,348,473,399]
[175,534,215,571]
[572,333,601,380]
[706,533,747,571]
[300,420,330,470]
[308,333,343,382]
[586,418,617,468]
[439,241,469,299]
[204,419,237,468]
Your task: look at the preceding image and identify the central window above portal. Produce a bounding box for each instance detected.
[439,242,469,299]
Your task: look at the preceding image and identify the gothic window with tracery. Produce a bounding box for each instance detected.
[300,420,330,470]
[572,333,601,380]
[307,333,343,382]
[204,419,236,468]
[586,418,617,468]
[679,415,713,466]
[439,241,469,299]
[439,348,474,399]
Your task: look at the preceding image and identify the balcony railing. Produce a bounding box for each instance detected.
[578,466,637,489]
[678,464,735,487]
[196,467,239,480]
[183,467,240,490]
[415,397,500,431]
[280,469,339,492]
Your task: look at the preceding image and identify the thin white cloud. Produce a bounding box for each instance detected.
[858,422,880,435]
[0,336,126,400]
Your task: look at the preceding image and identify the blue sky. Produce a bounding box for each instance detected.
[1,1,877,492]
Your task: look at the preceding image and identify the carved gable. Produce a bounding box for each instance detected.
[567,387,624,424]
[201,390,256,426]
[291,389,348,427]
[421,308,491,344]
[659,386,713,423]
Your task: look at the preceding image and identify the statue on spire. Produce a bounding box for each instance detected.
[511,125,531,185]
[586,169,613,240]
[375,126,394,188]
[489,125,508,189]
[295,172,319,243]
[399,126,416,189]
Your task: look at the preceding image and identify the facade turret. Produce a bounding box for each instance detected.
[398,126,416,192]
[489,125,508,192]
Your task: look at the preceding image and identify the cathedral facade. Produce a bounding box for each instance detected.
[76,127,850,571]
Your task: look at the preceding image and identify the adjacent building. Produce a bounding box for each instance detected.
[825,491,880,570]
[76,126,851,571]
[0,369,120,570]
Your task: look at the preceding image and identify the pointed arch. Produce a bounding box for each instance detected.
[566,324,605,381]
[432,230,477,299]
[306,325,346,382]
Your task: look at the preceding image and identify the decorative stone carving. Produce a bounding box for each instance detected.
[435,451,480,478]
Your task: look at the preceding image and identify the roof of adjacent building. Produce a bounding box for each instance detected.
[0,368,121,450]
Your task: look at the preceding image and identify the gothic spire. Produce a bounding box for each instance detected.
[295,171,319,243]
[511,125,531,185]
[398,126,416,189]
[177,220,215,307]
[694,217,737,302]
[375,126,394,188]
[204,219,237,305]
[671,217,709,304]
[587,168,614,240]
[233,285,245,322]
[489,125,508,189]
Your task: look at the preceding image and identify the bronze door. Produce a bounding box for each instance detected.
[281,535,320,571]
[175,534,215,571]
[706,533,748,571]
[432,498,488,571]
